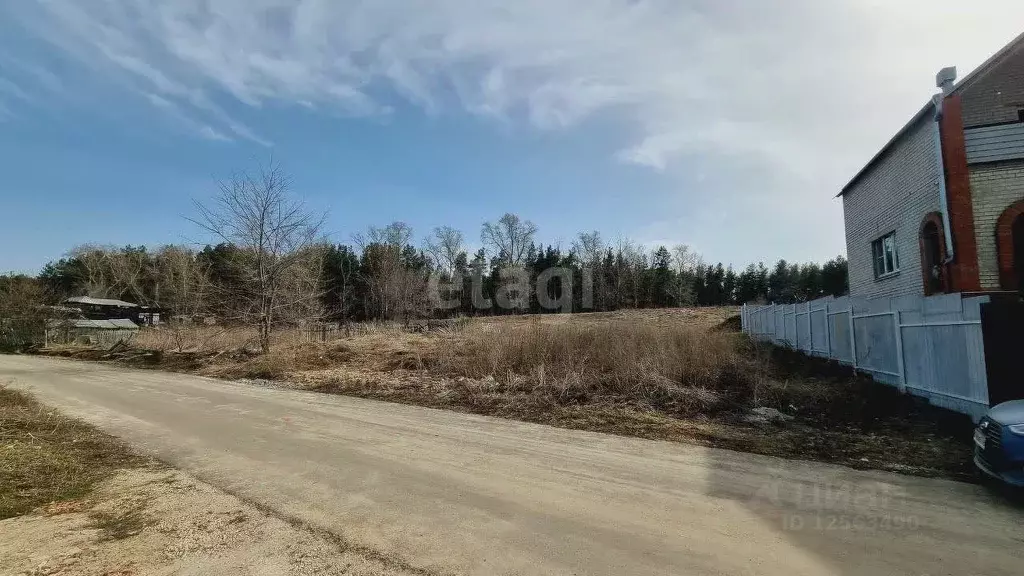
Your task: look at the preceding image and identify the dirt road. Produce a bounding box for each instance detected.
[2,355,1021,575]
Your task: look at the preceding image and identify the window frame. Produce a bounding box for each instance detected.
[871,231,900,279]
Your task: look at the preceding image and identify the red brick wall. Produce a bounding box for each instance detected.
[939,94,982,292]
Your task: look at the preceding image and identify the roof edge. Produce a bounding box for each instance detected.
[951,29,1024,97]
[836,101,935,197]
[837,30,1024,198]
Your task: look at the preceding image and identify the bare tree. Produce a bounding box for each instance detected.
[571,231,604,267]
[152,245,210,317]
[190,160,326,353]
[0,274,47,349]
[481,213,537,266]
[68,244,114,297]
[572,230,605,309]
[105,246,153,305]
[671,244,699,306]
[614,238,649,308]
[355,222,431,321]
[424,226,465,277]
[354,221,414,250]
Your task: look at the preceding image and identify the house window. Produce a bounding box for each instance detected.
[1018,109,1024,123]
[872,232,900,278]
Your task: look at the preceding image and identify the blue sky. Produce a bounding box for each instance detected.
[3,1,1024,274]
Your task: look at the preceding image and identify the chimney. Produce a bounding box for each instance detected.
[936,66,957,95]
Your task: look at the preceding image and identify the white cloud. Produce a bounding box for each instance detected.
[0,77,31,102]
[10,1,1024,163]
[6,0,1024,262]
[198,125,231,141]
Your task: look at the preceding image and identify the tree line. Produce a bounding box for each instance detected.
[31,240,847,315]
[2,161,848,349]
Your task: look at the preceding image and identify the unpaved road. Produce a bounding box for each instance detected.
[3,355,1022,576]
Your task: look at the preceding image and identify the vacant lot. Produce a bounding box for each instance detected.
[39,307,976,480]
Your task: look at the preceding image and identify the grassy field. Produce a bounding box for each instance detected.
[39,307,977,480]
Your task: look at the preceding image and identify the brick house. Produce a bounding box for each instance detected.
[840,32,1024,299]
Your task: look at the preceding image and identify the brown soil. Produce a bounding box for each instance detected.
[0,468,426,576]
[0,387,428,576]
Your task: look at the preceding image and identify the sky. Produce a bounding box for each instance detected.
[2,1,1024,274]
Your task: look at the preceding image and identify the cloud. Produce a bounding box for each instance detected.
[0,75,31,119]
[0,77,31,102]
[5,0,1024,262]
[198,125,231,141]
[9,1,1020,160]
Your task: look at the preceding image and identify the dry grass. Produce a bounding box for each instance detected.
[428,320,760,415]
[134,325,267,353]
[33,307,977,480]
[0,384,144,519]
[88,503,154,541]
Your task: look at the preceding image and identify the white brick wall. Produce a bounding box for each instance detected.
[969,161,1024,289]
[843,116,941,299]
[961,44,1024,128]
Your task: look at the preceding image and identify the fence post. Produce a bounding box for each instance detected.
[824,301,831,359]
[848,302,857,369]
[893,310,907,392]
[806,303,813,355]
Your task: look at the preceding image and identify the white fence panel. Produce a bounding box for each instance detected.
[784,305,798,347]
[809,300,829,355]
[742,292,991,420]
[852,312,899,384]
[827,298,854,364]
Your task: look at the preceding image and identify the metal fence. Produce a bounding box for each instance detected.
[300,323,342,343]
[741,293,991,420]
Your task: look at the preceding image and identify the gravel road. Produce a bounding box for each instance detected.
[3,355,1021,576]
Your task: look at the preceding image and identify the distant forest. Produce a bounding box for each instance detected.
[2,162,848,328]
[5,224,847,322]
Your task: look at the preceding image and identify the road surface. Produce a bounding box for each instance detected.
[2,355,1022,575]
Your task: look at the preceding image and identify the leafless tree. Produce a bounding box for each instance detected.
[355,222,431,321]
[481,213,537,266]
[152,245,211,317]
[68,245,114,297]
[0,274,47,349]
[190,160,326,353]
[572,230,605,309]
[354,221,414,250]
[106,246,153,305]
[424,226,465,278]
[613,238,649,308]
[571,231,604,267]
[671,244,699,306]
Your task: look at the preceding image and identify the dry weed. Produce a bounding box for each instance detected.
[429,320,763,415]
[0,384,144,519]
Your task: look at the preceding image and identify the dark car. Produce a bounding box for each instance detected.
[974,400,1024,487]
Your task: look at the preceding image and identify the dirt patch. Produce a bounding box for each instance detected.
[0,384,144,519]
[0,468,426,576]
[290,366,974,480]
[0,388,429,575]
